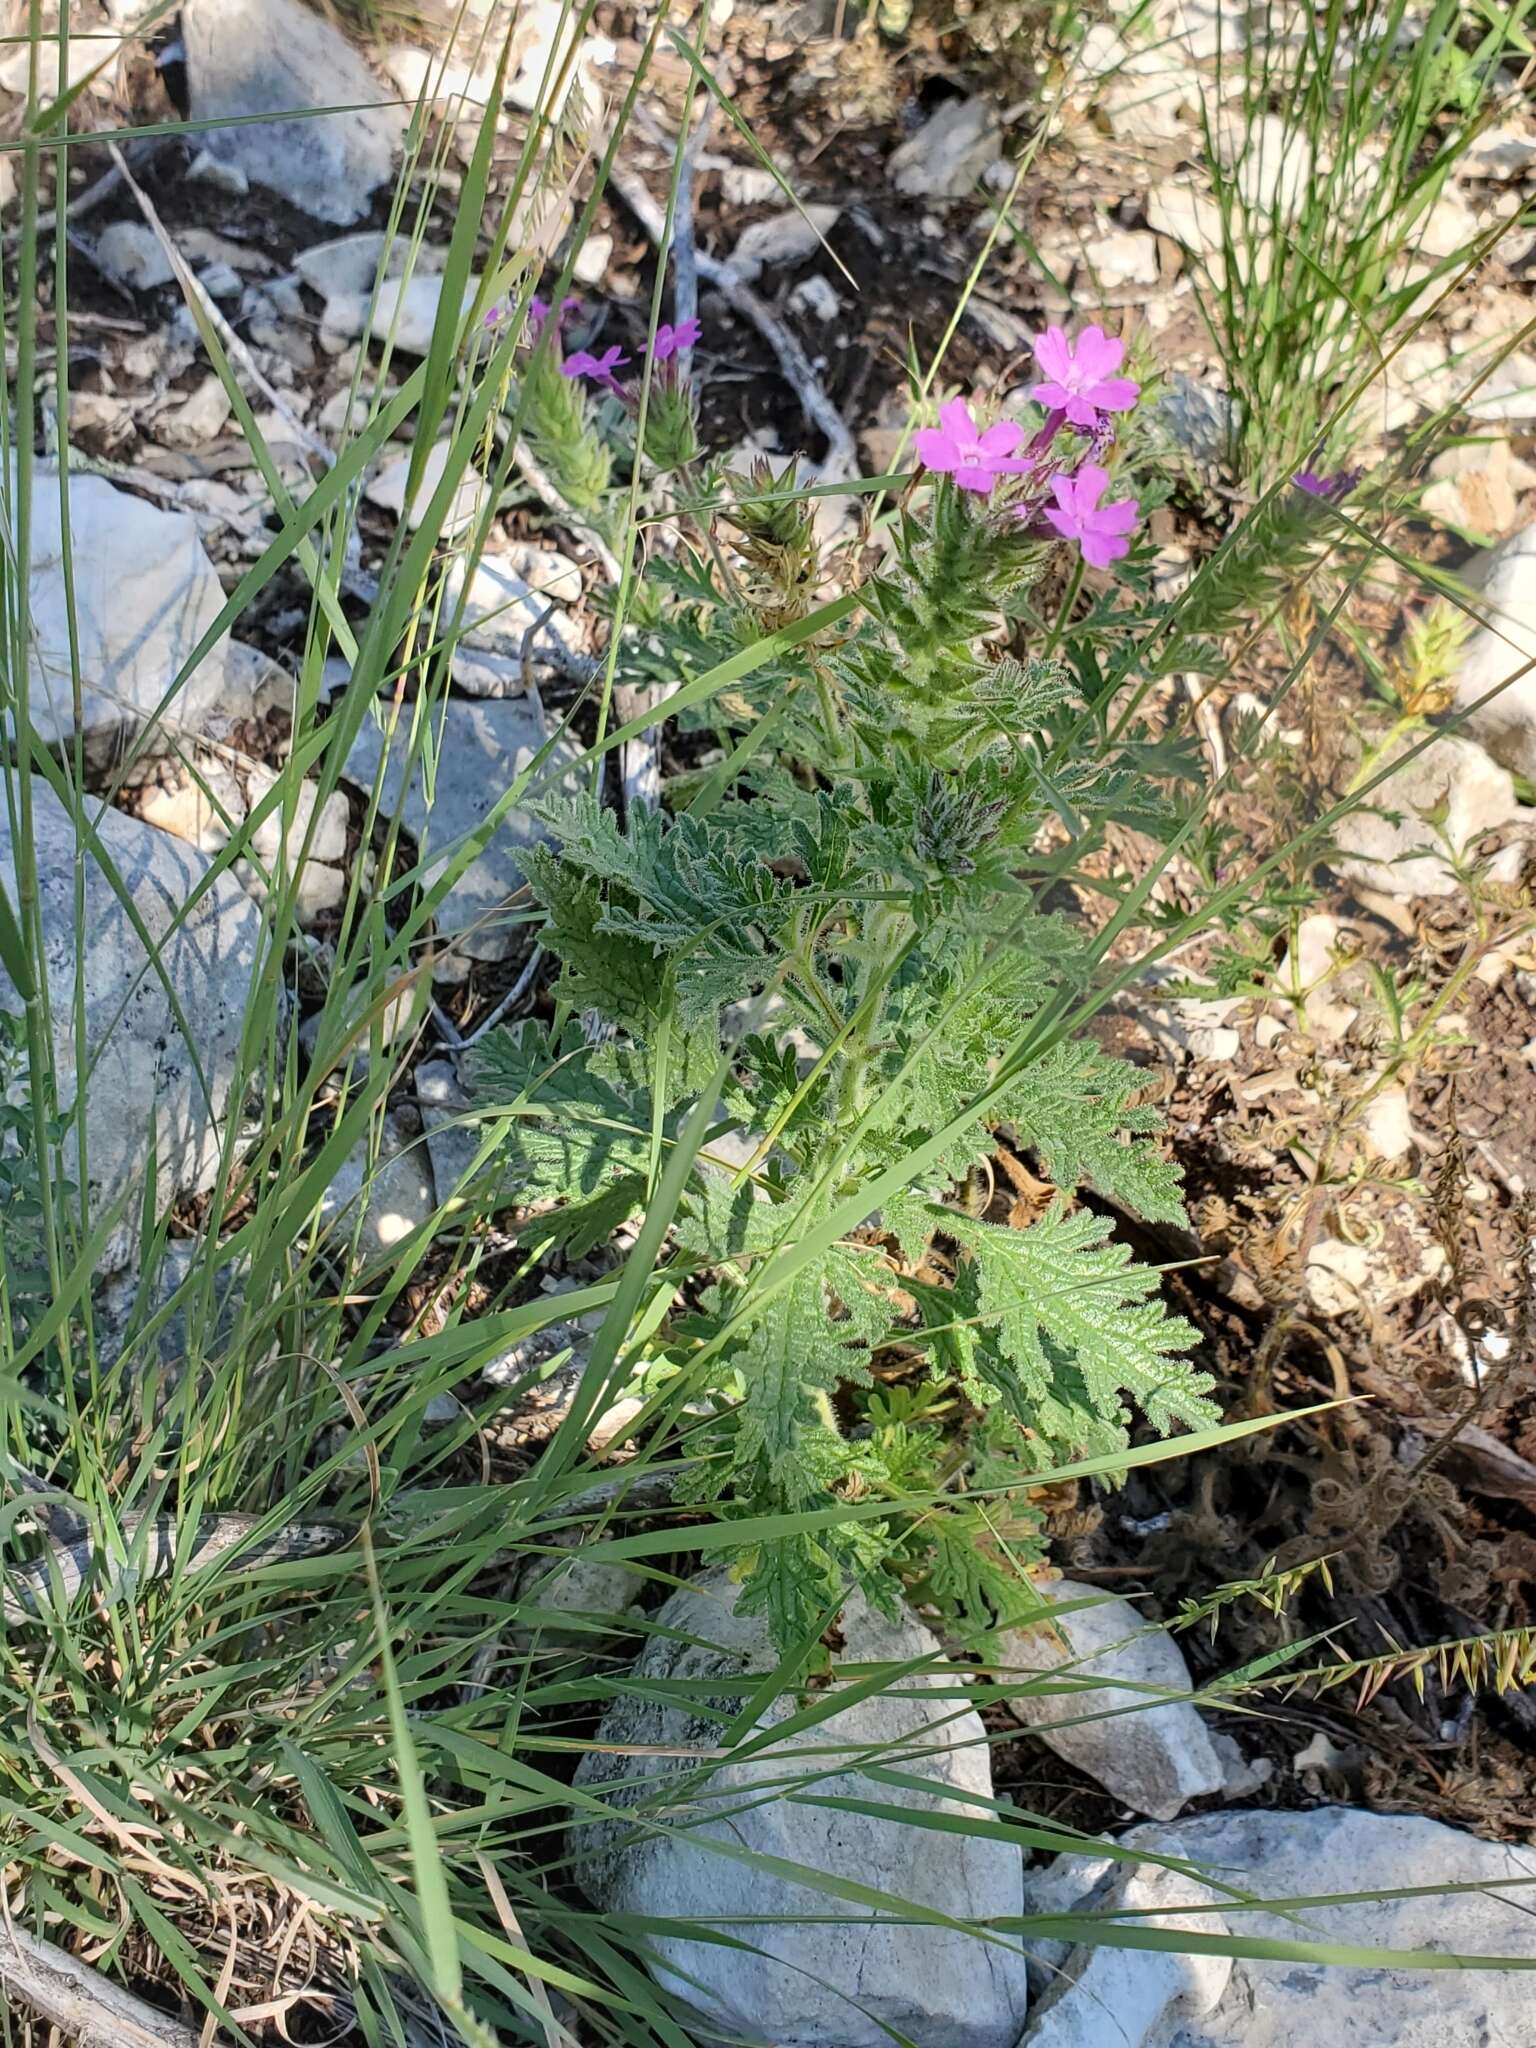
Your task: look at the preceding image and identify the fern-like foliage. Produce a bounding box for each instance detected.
[939,1202,1211,1461]
[475,468,1220,1647]
[472,1022,653,1253]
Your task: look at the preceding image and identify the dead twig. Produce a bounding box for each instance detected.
[0,1921,217,2048]
[609,162,858,484]
[4,134,173,250]
[106,143,332,468]
[462,945,546,1048]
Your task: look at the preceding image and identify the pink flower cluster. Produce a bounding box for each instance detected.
[481,287,706,400]
[913,323,1142,571]
[561,316,702,398]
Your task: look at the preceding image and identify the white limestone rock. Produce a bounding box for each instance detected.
[320,1112,436,1262]
[997,1580,1223,1820]
[1020,1806,1536,2047]
[92,221,174,291]
[0,782,264,1275]
[1332,731,1523,898]
[342,696,583,979]
[888,97,1005,199]
[1450,524,1536,778]
[11,471,231,760]
[181,0,403,226]
[727,206,842,283]
[573,1569,1032,2048]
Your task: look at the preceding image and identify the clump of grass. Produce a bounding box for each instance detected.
[3,3,1536,2041]
[1191,0,1531,483]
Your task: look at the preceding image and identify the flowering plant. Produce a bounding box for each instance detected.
[474,323,1214,1647]
[913,324,1142,569]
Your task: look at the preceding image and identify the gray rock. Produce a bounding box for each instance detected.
[0,34,106,98]
[1464,349,1536,424]
[1332,731,1523,898]
[1149,0,1247,60]
[501,0,616,118]
[296,233,390,301]
[133,755,348,930]
[320,1110,436,1263]
[1097,45,1202,147]
[199,261,243,302]
[297,232,448,306]
[1422,435,1520,537]
[447,649,528,697]
[369,271,478,357]
[1459,116,1536,182]
[156,374,236,450]
[1147,186,1227,279]
[1083,227,1160,290]
[364,440,487,536]
[1022,1806,1536,2047]
[181,0,404,226]
[443,543,585,684]
[888,97,1004,199]
[415,1057,506,1204]
[342,697,582,979]
[1304,1231,1446,1316]
[1125,991,1242,1065]
[94,1239,250,1376]
[1452,523,1536,777]
[789,273,842,323]
[997,1580,1224,1820]
[11,471,231,760]
[1212,111,1316,219]
[92,220,174,291]
[1153,374,1234,471]
[573,1569,1032,2048]
[0,782,263,1275]
[1276,911,1360,1038]
[515,1547,647,1639]
[727,205,842,283]
[1019,1851,1231,2045]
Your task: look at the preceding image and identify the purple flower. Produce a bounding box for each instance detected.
[1028,325,1140,430]
[649,318,701,362]
[913,397,1030,495]
[1041,462,1139,569]
[483,300,509,330]
[529,293,580,334]
[562,343,630,396]
[1294,466,1360,500]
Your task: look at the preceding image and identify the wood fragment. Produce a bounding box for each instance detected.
[0,1922,219,2048]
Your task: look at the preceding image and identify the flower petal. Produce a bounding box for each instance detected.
[1073,463,1111,507]
[953,468,998,493]
[1074,324,1124,378]
[1063,395,1101,429]
[938,397,978,445]
[1031,326,1073,381]
[978,419,1025,458]
[913,428,959,472]
[1079,530,1117,569]
[1095,497,1139,536]
[1043,504,1079,542]
[1087,374,1140,413]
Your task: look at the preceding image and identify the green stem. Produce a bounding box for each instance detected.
[8,13,63,1319]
